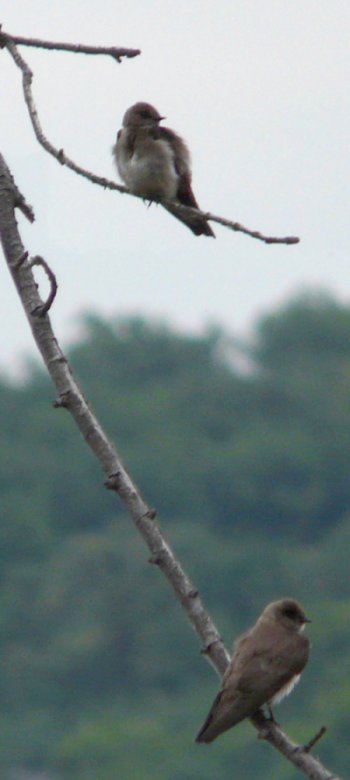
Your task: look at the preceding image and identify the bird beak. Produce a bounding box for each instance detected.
[158,116,166,122]
[303,617,312,623]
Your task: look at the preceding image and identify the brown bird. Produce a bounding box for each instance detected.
[113,102,214,237]
[196,598,310,744]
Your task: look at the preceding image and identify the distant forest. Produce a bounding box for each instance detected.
[0,291,349,779]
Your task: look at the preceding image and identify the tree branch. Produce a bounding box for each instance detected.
[162,201,299,244]
[0,153,340,780]
[0,28,140,62]
[1,31,300,245]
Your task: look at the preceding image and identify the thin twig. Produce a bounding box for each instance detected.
[163,201,299,244]
[29,255,58,316]
[0,30,140,62]
[1,32,300,245]
[304,726,327,754]
[0,153,340,780]
[15,193,35,223]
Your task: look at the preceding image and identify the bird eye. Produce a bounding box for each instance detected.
[140,110,151,119]
[283,607,297,619]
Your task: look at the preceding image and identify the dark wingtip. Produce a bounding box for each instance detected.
[203,223,215,238]
[195,720,214,743]
[192,222,215,238]
[195,730,212,744]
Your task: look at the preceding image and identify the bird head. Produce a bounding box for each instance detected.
[122,102,165,129]
[262,598,311,633]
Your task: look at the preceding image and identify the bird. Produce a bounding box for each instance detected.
[113,102,215,237]
[196,597,310,744]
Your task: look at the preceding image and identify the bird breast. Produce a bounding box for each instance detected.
[118,134,179,200]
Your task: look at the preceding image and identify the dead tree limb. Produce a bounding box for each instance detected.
[0,28,140,62]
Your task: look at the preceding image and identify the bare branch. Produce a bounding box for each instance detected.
[0,29,140,62]
[163,201,300,245]
[0,150,229,680]
[0,153,340,780]
[1,33,300,245]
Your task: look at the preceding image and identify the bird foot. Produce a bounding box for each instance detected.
[251,708,278,739]
[266,705,279,726]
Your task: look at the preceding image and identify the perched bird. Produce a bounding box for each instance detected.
[196,598,310,744]
[113,102,214,237]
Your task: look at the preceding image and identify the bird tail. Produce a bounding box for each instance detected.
[162,203,215,237]
[195,691,224,743]
[195,724,216,743]
[195,688,248,743]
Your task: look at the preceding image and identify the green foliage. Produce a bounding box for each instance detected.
[0,294,349,778]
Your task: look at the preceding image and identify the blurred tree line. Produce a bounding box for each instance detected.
[0,291,349,779]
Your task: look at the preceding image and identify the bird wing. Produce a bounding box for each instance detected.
[234,628,309,699]
[156,127,191,176]
[196,629,309,743]
[156,127,215,236]
[156,127,200,207]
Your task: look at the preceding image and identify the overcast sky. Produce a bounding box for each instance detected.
[1,1,349,375]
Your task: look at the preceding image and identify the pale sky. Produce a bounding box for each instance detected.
[1,1,349,375]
